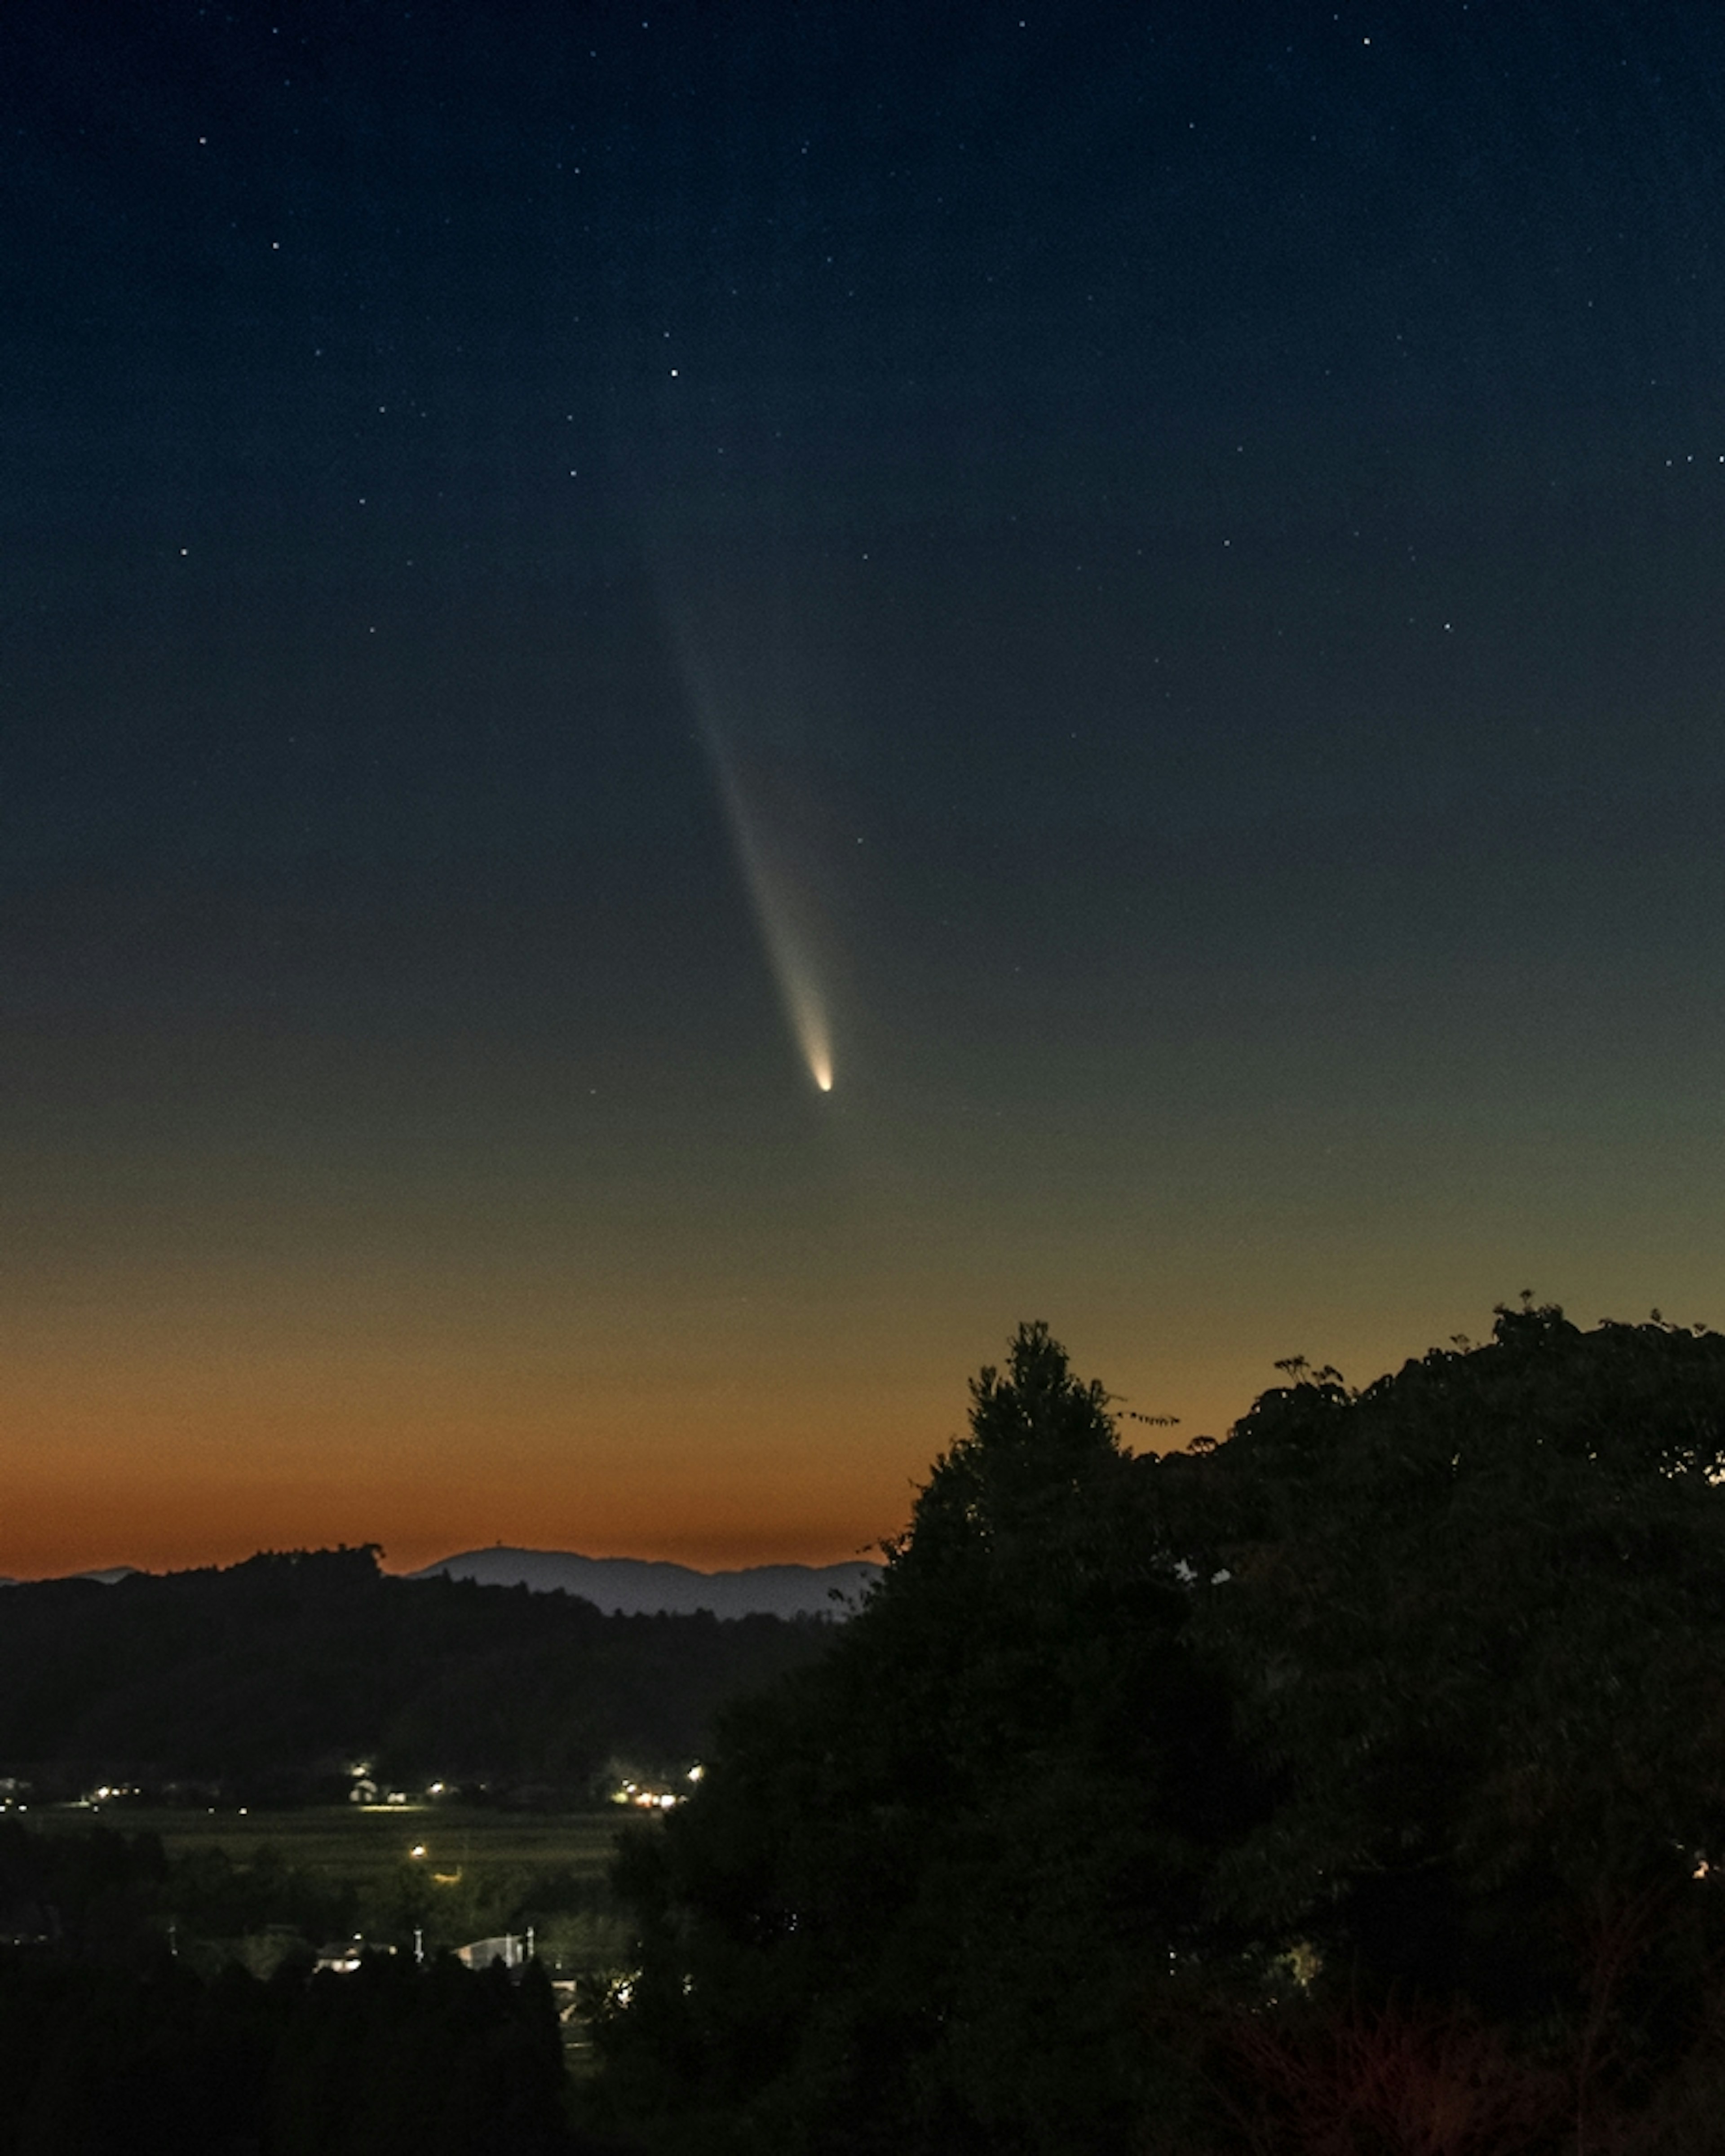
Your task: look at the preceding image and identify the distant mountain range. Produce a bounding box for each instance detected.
[409,1546,881,1619]
[4,1551,883,1621]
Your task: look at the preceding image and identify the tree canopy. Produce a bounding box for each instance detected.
[592,1305,1725,2155]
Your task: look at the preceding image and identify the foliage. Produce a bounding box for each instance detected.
[169,1838,358,1951]
[593,1304,1725,2154]
[1212,1993,1573,2156]
[1191,1299,1725,2038]
[0,1814,589,2150]
[0,1944,578,2156]
[591,1321,1259,2154]
[268,1952,572,2156]
[0,1816,172,1965]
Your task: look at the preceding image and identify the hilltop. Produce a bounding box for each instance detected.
[410,1545,879,1618]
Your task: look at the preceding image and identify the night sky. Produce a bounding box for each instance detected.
[7,0,1725,1577]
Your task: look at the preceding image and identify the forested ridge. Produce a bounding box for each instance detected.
[0,1550,831,1798]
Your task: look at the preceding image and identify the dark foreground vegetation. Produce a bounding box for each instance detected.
[0,1944,575,2156]
[0,1809,632,2151]
[584,1303,1725,2155]
[0,1550,831,1802]
[12,1299,1725,2153]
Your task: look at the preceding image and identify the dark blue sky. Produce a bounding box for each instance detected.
[5,0,1725,1574]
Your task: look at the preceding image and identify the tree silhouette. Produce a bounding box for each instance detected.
[1192,1299,1725,2050]
[595,1322,1253,2155]
[596,1305,1725,2153]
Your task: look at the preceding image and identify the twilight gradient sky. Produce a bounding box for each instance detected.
[5,0,1725,1577]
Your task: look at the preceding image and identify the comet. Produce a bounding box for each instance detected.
[655,561,839,1095]
[704,730,835,1096]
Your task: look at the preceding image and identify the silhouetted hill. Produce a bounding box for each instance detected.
[412,1545,880,1617]
[0,1546,835,1800]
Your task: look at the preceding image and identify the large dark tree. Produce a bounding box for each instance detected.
[594,1305,1725,2156]
[593,1322,1256,2155]
[1188,1299,1725,2112]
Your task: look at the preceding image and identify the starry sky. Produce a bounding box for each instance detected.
[6,0,1725,1577]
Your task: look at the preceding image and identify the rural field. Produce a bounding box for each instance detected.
[27,1800,641,2000]
[31,1801,632,1882]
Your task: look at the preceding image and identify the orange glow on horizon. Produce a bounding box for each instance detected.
[10,1236,1697,1588]
[0,1323,1258,1583]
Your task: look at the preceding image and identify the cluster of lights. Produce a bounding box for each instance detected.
[612,1781,681,1811]
[611,1766,704,1811]
[347,1760,426,1808]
